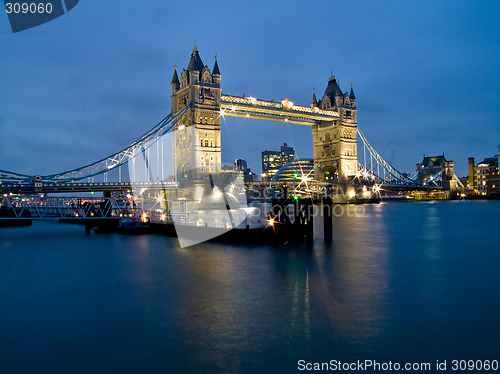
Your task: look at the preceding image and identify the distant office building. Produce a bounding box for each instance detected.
[234,159,258,183]
[473,156,499,196]
[271,159,314,183]
[235,159,248,172]
[262,143,296,182]
[416,154,455,190]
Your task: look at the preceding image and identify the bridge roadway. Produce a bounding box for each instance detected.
[0,179,440,195]
[0,181,179,194]
[245,181,442,192]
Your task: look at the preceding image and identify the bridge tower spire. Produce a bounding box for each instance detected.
[311,89,318,107]
[171,47,222,182]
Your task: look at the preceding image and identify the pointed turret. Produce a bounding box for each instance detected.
[324,75,343,98]
[212,54,220,76]
[187,42,205,72]
[171,67,180,85]
[349,83,356,100]
[311,89,318,107]
[212,54,221,86]
[171,65,180,94]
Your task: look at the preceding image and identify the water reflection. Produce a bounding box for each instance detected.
[316,204,390,342]
[2,202,499,373]
[133,203,392,366]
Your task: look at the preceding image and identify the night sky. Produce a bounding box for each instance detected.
[1,0,499,178]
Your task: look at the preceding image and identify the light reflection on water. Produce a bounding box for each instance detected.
[0,201,499,373]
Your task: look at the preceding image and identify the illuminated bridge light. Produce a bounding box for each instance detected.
[281,98,294,110]
[249,97,257,105]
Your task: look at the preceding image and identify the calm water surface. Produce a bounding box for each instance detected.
[0,201,499,373]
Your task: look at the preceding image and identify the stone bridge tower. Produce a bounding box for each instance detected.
[311,75,358,182]
[171,45,222,182]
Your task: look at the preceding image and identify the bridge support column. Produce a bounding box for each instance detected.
[305,198,314,244]
[323,197,333,242]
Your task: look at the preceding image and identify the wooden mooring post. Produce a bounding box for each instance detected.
[323,197,333,242]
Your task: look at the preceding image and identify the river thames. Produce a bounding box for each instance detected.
[0,200,499,373]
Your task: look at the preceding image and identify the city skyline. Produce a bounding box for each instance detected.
[1,0,499,178]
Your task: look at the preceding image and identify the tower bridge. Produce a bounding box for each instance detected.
[170,45,358,184]
[1,45,446,197]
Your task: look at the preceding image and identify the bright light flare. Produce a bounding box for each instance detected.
[281,98,294,110]
[266,215,281,234]
[231,105,236,112]
[249,97,257,104]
